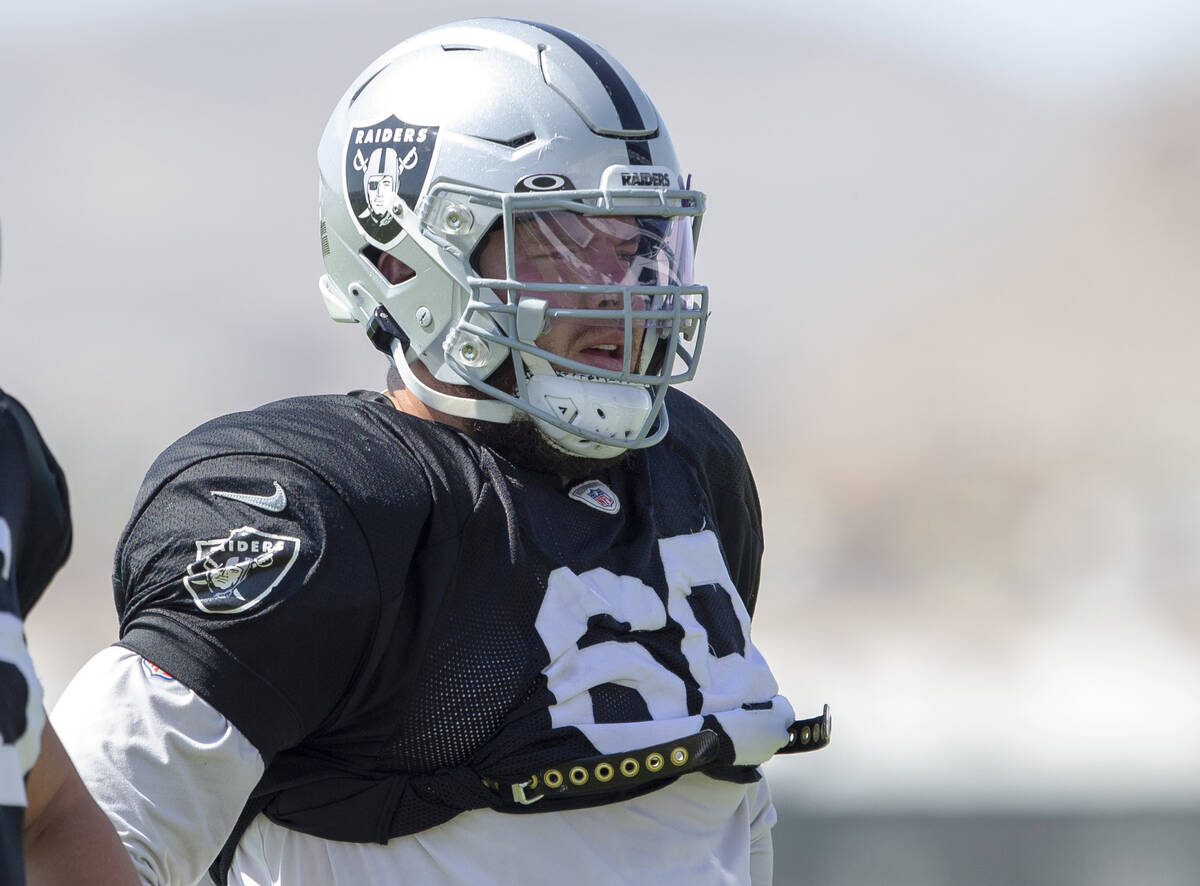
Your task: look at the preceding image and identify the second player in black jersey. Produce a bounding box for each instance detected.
[0,390,69,885]
[1,388,137,885]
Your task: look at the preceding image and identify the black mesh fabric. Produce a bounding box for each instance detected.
[686,583,746,657]
[108,390,766,884]
[590,682,651,723]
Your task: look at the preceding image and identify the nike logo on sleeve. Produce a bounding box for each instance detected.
[211,482,288,514]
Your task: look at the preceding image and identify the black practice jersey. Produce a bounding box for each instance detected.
[113,388,783,859]
[0,391,72,618]
[0,390,72,886]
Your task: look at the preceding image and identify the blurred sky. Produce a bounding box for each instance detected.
[12,0,1200,97]
[3,0,1200,814]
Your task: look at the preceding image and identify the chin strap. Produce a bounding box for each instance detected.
[369,306,517,424]
[392,349,516,423]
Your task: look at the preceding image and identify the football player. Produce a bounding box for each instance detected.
[0,231,137,884]
[53,19,828,885]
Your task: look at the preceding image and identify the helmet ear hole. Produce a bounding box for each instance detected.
[361,245,416,285]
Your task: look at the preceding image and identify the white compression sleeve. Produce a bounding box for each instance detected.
[52,646,265,886]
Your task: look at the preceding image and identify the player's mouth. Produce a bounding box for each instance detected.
[575,339,627,372]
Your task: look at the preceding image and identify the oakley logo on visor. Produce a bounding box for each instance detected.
[515,173,575,192]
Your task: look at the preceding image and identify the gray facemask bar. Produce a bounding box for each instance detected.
[417,183,709,450]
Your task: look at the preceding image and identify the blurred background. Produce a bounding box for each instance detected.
[4,1,1200,883]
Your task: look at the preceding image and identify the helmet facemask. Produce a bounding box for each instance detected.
[428,182,707,458]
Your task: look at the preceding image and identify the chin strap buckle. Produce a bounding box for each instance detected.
[366,305,410,356]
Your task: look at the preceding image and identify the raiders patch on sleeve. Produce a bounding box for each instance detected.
[182,525,301,615]
[114,452,380,756]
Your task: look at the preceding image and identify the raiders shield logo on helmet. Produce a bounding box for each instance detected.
[182,526,300,614]
[343,115,439,247]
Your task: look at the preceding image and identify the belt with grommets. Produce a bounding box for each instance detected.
[483,705,831,807]
[483,729,722,806]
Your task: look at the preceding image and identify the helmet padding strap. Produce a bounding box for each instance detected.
[390,340,516,424]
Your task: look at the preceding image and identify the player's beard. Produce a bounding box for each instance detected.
[465,362,630,484]
[469,413,629,484]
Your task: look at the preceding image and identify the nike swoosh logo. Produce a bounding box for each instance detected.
[211,481,288,514]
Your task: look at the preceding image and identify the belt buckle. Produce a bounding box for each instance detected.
[510,779,544,806]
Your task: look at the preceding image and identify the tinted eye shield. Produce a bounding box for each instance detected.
[503,210,692,334]
[439,185,707,383]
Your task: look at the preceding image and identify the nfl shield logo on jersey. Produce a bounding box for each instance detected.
[182,526,300,614]
[140,659,175,681]
[568,480,621,515]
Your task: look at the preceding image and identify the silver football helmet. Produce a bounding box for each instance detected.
[318,18,708,458]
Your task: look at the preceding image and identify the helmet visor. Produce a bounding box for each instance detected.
[506,209,696,329]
